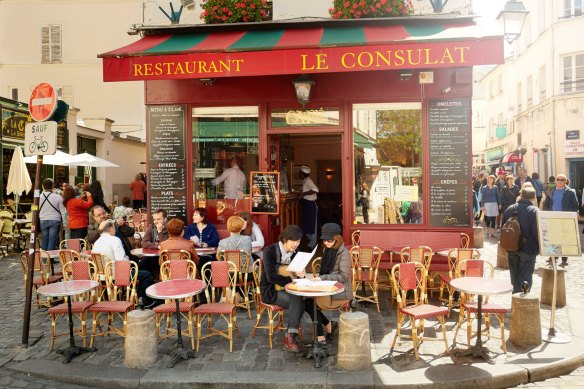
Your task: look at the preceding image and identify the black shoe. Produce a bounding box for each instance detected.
[326,321,338,344]
[350,299,359,309]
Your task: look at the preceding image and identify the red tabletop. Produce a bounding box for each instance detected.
[146,279,206,300]
[450,277,512,296]
[37,280,99,298]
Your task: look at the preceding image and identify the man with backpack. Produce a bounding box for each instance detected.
[501,187,539,294]
[39,178,68,250]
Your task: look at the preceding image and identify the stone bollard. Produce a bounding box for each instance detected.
[473,226,484,249]
[125,309,158,368]
[509,292,542,347]
[337,311,372,371]
[540,266,566,308]
[496,243,508,269]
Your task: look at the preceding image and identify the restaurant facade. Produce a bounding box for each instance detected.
[99,16,504,244]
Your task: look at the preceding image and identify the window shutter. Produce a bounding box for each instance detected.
[41,26,50,63]
[41,25,62,64]
[50,25,62,63]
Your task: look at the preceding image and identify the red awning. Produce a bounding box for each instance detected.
[99,18,504,82]
[501,153,523,163]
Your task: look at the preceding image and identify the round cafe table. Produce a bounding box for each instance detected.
[449,277,512,362]
[146,278,206,368]
[130,248,160,257]
[37,280,99,363]
[285,281,344,368]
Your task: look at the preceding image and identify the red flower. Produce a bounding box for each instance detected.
[344,1,350,7]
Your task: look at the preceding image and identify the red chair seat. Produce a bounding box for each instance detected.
[378,262,393,270]
[401,304,449,320]
[260,302,283,312]
[153,302,195,314]
[88,301,134,313]
[194,303,235,315]
[48,301,94,315]
[33,275,62,285]
[462,302,509,314]
[437,272,451,284]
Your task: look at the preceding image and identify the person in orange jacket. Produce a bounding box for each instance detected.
[63,185,93,239]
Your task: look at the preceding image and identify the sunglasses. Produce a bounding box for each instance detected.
[556,178,566,181]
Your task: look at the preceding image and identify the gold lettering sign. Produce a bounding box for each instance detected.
[133,59,244,77]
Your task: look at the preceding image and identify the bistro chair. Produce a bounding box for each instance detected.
[311,257,350,312]
[390,262,449,360]
[350,245,382,312]
[0,220,5,256]
[351,230,360,246]
[460,233,470,249]
[158,249,192,266]
[89,252,110,300]
[0,209,14,220]
[400,246,434,301]
[60,238,88,253]
[16,211,33,250]
[453,259,509,353]
[250,259,285,348]
[88,260,138,348]
[193,261,240,352]
[154,259,198,349]
[437,248,480,315]
[19,251,63,308]
[59,249,82,279]
[0,218,18,254]
[47,260,97,351]
[217,249,253,318]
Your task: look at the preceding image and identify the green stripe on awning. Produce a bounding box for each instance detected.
[193,120,258,138]
[354,132,376,149]
[403,24,445,37]
[321,27,366,46]
[143,33,209,54]
[229,30,285,50]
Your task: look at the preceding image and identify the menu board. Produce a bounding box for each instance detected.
[537,211,582,257]
[250,171,280,214]
[147,105,187,222]
[428,98,471,228]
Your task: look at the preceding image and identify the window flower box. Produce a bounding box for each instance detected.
[201,0,271,24]
[329,0,414,19]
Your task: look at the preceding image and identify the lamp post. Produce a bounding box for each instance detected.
[292,75,315,107]
[496,0,529,44]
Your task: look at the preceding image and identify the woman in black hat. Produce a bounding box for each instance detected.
[304,223,352,344]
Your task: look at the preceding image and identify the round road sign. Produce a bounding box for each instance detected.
[29,83,58,122]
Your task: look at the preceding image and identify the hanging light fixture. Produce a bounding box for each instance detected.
[292,75,315,107]
[496,0,529,44]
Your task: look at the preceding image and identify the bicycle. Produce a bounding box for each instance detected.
[29,136,49,153]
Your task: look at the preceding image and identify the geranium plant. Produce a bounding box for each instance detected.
[329,0,414,19]
[200,0,269,24]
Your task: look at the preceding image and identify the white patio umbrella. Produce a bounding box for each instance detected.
[64,153,120,168]
[6,146,32,218]
[23,150,77,166]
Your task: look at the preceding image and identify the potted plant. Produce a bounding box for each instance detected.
[200,0,270,24]
[329,0,414,19]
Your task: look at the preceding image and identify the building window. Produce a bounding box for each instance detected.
[517,82,523,112]
[562,53,584,93]
[539,65,546,100]
[41,25,62,64]
[563,0,582,18]
[352,102,423,225]
[9,87,18,101]
[497,74,503,94]
[526,75,533,107]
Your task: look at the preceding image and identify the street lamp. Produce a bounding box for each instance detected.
[496,0,529,44]
[292,75,315,107]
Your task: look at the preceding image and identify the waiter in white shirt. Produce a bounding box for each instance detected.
[211,158,246,199]
[299,165,319,249]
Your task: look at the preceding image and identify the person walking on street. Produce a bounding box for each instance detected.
[515,168,534,189]
[543,173,579,266]
[358,182,370,224]
[502,187,539,293]
[129,174,146,210]
[500,175,520,214]
[299,165,319,249]
[532,172,544,207]
[480,175,501,239]
[39,179,68,250]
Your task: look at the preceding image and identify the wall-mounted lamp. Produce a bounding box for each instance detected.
[292,75,315,107]
[325,169,334,179]
[399,70,413,81]
[199,78,216,86]
[496,0,529,44]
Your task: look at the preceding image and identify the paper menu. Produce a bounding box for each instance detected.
[285,246,317,273]
[293,279,336,287]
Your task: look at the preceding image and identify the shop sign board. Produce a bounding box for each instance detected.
[537,211,581,257]
[250,171,280,215]
[428,98,472,228]
[24,121,57,156]
[1,109,32,140]
[564,138,584,157]
[566,130,580,140]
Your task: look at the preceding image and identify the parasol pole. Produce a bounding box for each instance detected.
[22,154,43,346]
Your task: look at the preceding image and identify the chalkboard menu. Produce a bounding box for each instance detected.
[428,98,471,228]
[147,105,187,222]
[250,172,280,214]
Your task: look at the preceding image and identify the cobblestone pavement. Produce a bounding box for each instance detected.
[0,228,582,388]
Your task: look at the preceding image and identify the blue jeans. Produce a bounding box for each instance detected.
[40,219,62,251]
[507,251,537,294]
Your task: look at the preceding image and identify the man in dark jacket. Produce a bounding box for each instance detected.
[514,168,534,188]
[542,173,579,266]
[502,187,539,294]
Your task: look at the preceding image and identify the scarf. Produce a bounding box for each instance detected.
[320,247,338,275]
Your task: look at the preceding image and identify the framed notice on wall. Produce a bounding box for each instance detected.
[250,172,280,215]
[537,211,582,257]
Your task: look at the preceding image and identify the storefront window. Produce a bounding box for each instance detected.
[192,106,259,226]
[270,108,340,128]
[353,103,423,225]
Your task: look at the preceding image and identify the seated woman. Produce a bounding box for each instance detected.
[239,212,265,257]
[260,225,306,352]
[218,216,253,269]
[183,207,220,248]
[160,218,199,266]
[112,196,133,221]
[304,223,352,345]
